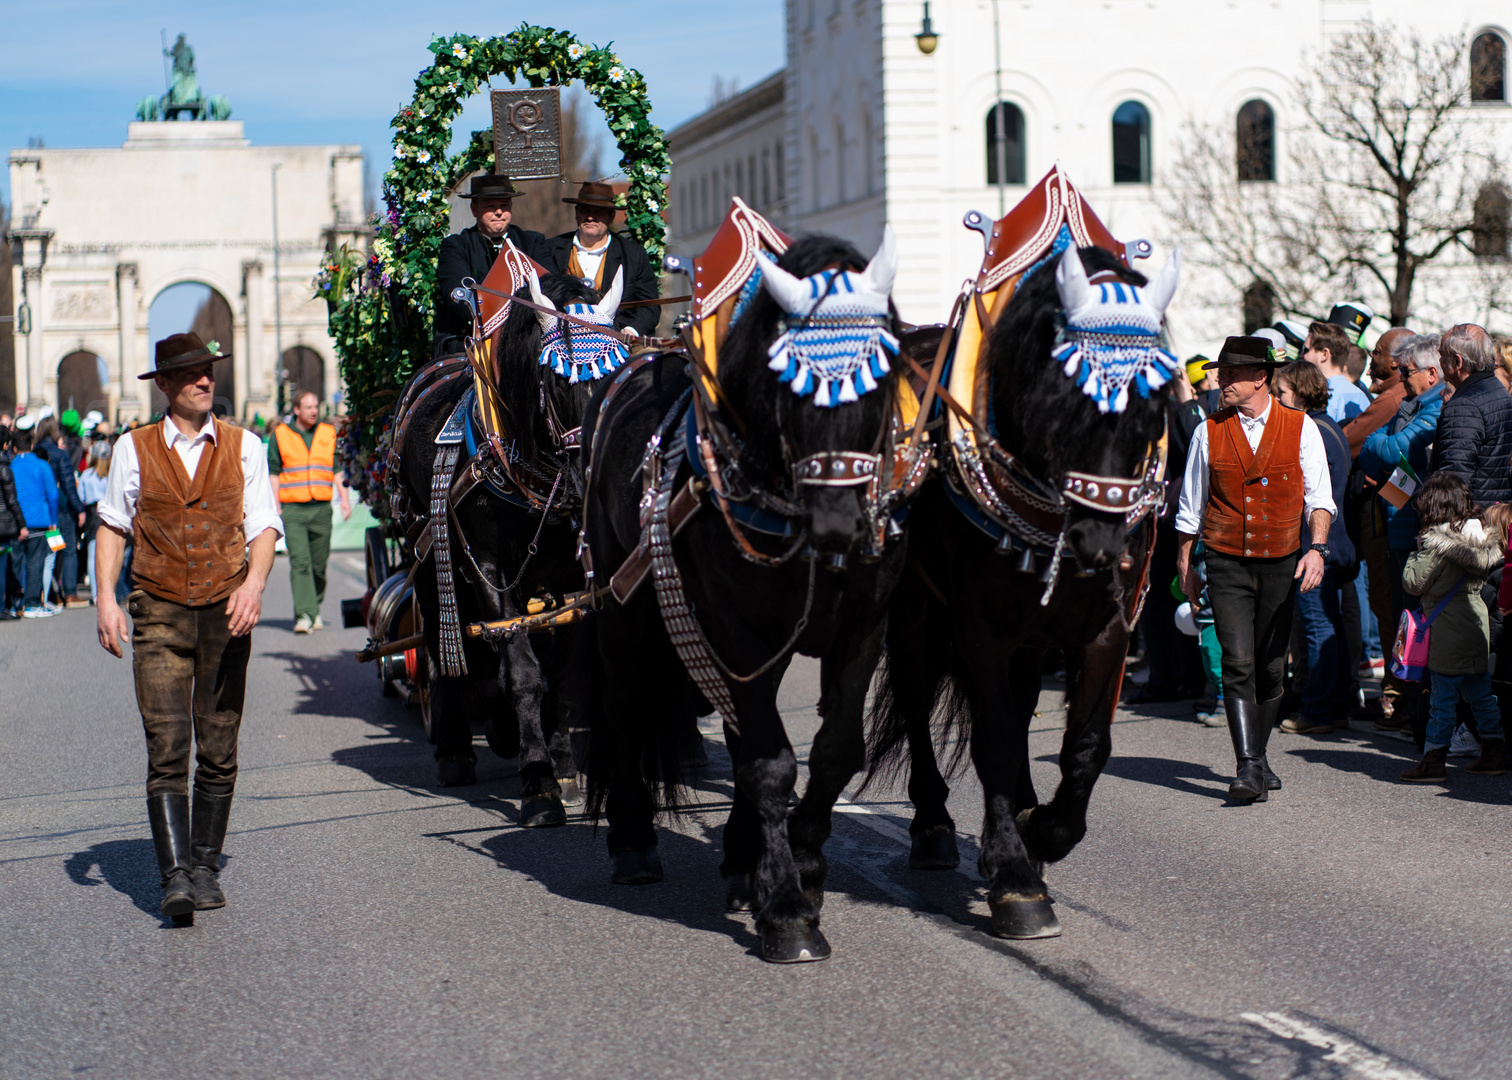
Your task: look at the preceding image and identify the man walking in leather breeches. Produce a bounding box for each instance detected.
[94,333,283,920]
[1175,336,1335,803]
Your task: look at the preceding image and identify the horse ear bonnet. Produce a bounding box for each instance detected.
[534,266,630,384]
[1050,246,1181,414]
[758,225,901,408]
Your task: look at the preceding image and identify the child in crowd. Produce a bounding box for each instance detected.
[1399,473,1507,781]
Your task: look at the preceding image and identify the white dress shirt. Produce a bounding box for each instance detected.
[572,234,609,285]
[1175,398,1335,537]
[98,416,284,543]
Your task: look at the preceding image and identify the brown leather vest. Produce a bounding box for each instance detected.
[130,419,248,606]
[1202,402,1306,559]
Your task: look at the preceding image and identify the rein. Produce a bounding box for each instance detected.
[464,278,634,345]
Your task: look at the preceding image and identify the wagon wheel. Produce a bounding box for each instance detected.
[364,526,391,593]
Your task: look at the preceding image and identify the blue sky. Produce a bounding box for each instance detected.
[0,1,786,208]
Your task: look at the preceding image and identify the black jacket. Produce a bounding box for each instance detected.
[1431,368,1512,506]
[1308,409,1358,571]
[41,442,84,516]
[0,460,23,541]
[433,223,547,346]
[540,231,660,336]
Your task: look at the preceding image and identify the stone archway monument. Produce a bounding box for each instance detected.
[4,35,365,420]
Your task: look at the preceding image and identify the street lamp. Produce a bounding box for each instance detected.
[915,2,939,54]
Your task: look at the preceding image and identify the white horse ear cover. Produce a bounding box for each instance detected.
[757,227,900,408]
[1050,246,1181,414]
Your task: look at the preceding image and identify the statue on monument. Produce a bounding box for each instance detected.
[135,33,232,122]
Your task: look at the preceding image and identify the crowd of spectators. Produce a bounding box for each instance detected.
[1140,315,1512,782]
[0,405,294,621]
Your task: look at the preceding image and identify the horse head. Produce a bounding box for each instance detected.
[721,229,900,561]
[991,244,1180,573]
[492,264,628,468]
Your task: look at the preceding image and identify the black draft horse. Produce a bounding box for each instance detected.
[580,232,907,963]
[866,245,1176,939]
[399,271,605,822]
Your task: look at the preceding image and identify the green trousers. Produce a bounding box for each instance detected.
[281,501,332,621]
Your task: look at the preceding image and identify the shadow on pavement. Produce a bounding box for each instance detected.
[1076,754,1232,801]
[1288,741,1512,805]
[264,648,397,720]
[469,815,765,956]
[62,838,190,928]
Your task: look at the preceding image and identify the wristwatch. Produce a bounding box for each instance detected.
[1310,543,1330,558]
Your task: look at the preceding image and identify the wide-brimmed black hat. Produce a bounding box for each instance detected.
[459,173,522,200]
[139,332,227,380]
[1202,335,1283,370]
[562,181,619,210]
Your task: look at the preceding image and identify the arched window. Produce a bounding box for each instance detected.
[282,346,325,407]
[57,351,109,416]
[1242,281,1276,334]
[1112,101,1151,184]
[1473,183,1510,260]
[1236,100,1275,182]
[985,102,1026,185]
[1471,32,1507,102]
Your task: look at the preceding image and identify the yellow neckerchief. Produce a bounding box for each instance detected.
[566,235,608,291]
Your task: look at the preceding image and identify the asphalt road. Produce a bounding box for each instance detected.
[2,552,1510,1080]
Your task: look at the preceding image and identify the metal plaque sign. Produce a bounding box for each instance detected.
[491,88,562,181]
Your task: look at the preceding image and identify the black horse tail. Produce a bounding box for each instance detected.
[576,608,706,822]
[859,639,973,794]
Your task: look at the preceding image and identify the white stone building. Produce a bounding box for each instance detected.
[6,120,364,420]
[667,0,1512,351]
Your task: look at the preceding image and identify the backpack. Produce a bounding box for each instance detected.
[1390,571,1467,682]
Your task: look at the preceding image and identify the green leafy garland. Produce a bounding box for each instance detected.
[315,24,669,511]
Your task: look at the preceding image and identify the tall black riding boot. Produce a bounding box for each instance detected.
[1256,695,1283,791]
[1225,699,1269,803]
[147,792,196,917]
[190,788,233,910]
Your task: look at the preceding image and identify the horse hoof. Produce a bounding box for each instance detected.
[611,848,663,885]
[556,776,585,808]
[760,925,831,964]
[520,793,567,828]
[725,872,756,912]
[436,757,477,787]
[909,825,960,870]
[989,893,1061,939]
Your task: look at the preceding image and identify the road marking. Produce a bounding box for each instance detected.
[1240,1012,1437,1080]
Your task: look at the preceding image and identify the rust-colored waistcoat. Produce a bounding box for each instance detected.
[1201,403,1306,559]
[131,420,248,606]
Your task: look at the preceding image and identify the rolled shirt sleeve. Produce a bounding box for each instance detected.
[1174,421,1210,536]
[1299,414,1336,524]
[97,434,140,534]
[240,429,284,542]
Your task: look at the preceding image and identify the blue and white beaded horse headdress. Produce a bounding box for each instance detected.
[1051,246,1181,414]
[527,263,629,384]
[756,225,900,408]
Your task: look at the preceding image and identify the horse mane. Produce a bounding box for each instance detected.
[718,233,902,485]
[491,272,602,466]
[988,246,1167,480]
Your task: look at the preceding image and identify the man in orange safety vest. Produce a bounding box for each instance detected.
[269,390,350,633]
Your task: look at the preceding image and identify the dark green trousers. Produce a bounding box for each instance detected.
[281,501,332,622]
